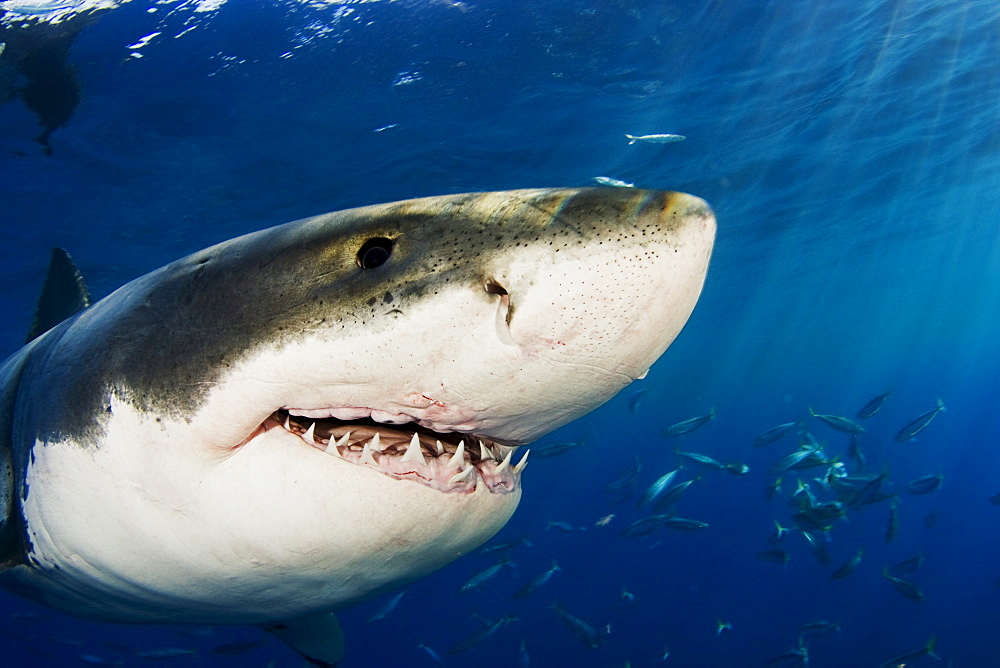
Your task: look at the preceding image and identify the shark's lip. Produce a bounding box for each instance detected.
[250,409,528,495]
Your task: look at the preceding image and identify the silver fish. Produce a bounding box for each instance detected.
[366,590,405,622]
[660,517,709,531]
[551,602,606,648]
[458,558,515,593]
[448,615,518,654]
[478,537,533,556]
[676,449,725,469]
[809,407,864,434]
[857,390,891,419]
[754,421,799,447]
[637,467,683,508]
[663,408,716,436]
[417,642,444,664]
[513,561,561,599]
[882,568,924,602]
[878,636,939,668]
[626,133,685,144]
[894,399,945,441]
[906,473,943,495]
[830,547,863,579]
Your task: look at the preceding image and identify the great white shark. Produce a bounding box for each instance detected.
[0,187,715,665]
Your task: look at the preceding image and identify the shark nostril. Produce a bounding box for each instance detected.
[484,281,508,296]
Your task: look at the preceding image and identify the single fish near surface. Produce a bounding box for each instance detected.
[593,176,635,188]
[716,620,732,636]
[809,407,864,434]
[513,561,561,599]
[830,547,864,579]
[754,421,799,447]
[894,399,946,441]
[0,188,715,666]
[626,133,686,144]
[906,473,943,495]
[857,391,891,419]
[663,408,716,436]
[594,513,615,527]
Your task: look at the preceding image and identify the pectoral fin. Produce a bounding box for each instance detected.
[263,612,345,667]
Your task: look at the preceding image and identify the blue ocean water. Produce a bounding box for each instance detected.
[1,0,999,666]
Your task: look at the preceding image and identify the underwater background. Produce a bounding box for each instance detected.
[1,0,999,665]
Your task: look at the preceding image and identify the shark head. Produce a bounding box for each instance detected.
[4,188,714,631]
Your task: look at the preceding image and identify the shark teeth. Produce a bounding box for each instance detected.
[514,449,530,474]
[360,435,381,466]
[449,465,475,485]
[271,410,523,495]
[325,432,350,457]
[479,440,493,462]
[448,441,467,469]
[495,450,513,474]
[401,432,426,465]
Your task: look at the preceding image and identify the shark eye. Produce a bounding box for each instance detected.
[357,237,393,269]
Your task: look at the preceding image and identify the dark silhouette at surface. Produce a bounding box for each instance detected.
[1,10,106,155]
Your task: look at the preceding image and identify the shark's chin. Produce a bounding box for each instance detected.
[244,410,526,495]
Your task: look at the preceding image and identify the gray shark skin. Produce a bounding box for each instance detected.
[0,188,715,665]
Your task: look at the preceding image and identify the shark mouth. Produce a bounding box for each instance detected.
[257,409,528,495]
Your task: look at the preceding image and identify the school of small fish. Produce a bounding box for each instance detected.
[376,389,959,666]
